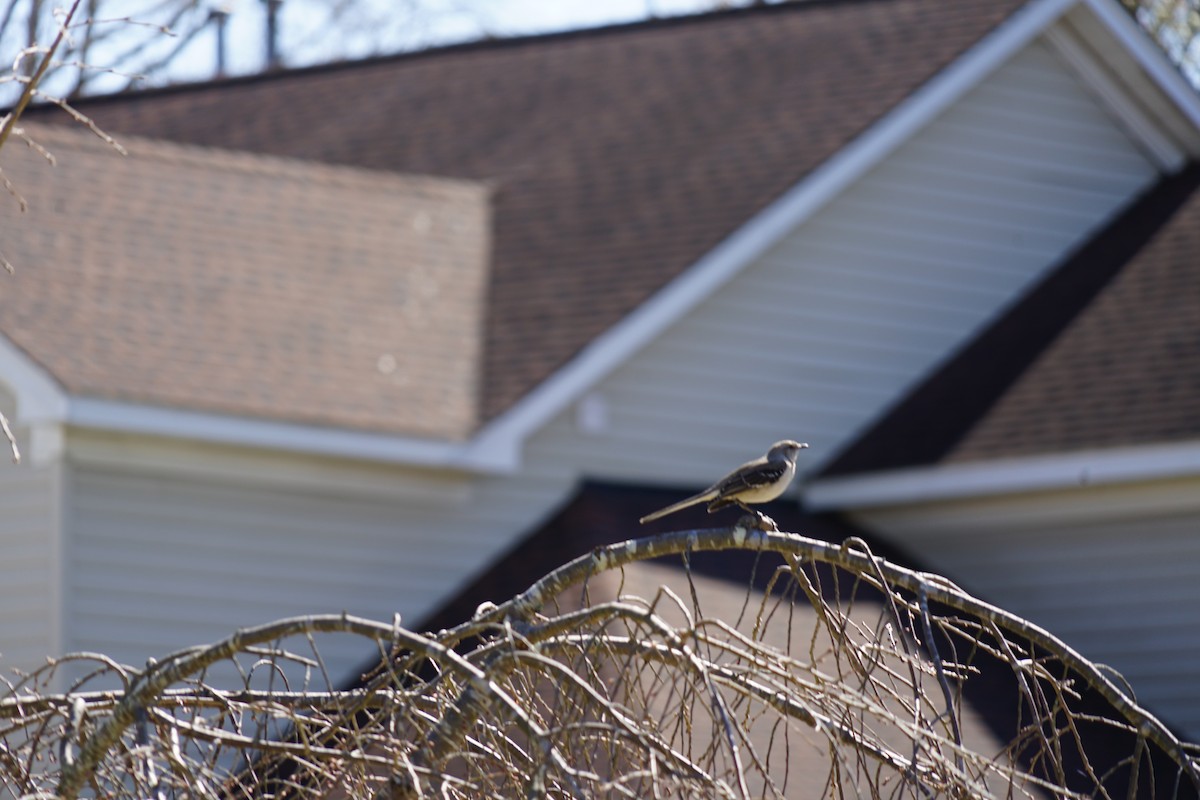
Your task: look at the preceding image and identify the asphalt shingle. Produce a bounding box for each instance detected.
[950,170,1200,461]
[1,125,490,437]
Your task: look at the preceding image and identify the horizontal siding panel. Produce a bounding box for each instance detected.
[734,267,1008,321]
[616,355,925,401]
[701,292,973,342]
[604,392,907,442]
[922,88,1146,147]
[903,138,1155,191]
[870,158,1148,214]
[529,424,779,487]
[801,213,1062,263]
[606,379,874,423]
[0,548,58,572]
[64,460,578,685]
[607,407,857,450]
[69,544,468,592]
[0,460,59,676]
[859,172,1105,230]
[671,311,948,360]
[712,288,979,341]
[763,242,1036,292]
[609,371,907,421]
[638,338,915,383]
[932,115,1154,168]
[827,193,1105,249]
[986,44,1091,86]
[768,206,1076,261]
[861,503,1200,737]
[0,598,56,621]
[968,81,1125,128]
[756,271,1016,329]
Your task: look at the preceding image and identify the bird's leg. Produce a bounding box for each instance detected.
[735,501,777,531]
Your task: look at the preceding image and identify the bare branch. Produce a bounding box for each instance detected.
[0,0,83,153]
[0,528,1193,799]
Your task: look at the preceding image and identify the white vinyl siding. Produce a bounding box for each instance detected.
[0,457,61,675]
[850,480,1200,738]
[61,447,579,685]
[560,39,1160,487]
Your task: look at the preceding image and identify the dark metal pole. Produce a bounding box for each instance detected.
[263,0,283,70]
[209,6,230,77]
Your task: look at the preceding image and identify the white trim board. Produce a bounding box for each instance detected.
[1080,0,1200,136]
[0,330,508,471]
[1044,25,1185,170]
[64,427,475,503]
[66,397,497,472]
[805,439,1200,510]
[0,335,68,424]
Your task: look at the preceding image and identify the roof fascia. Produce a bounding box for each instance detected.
[1079,0,1200,141]
[0,334,68,465]
[66,397,496,473]
[1044,0,1200,168]
[805,439,1200,510]
[463,0,1082,471]
[1044,25,1187,170]
[0,335,68,424]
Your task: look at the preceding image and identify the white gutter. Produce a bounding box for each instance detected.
[66,397,506,472]
[0,335,514,471]
[805,439,1200,510]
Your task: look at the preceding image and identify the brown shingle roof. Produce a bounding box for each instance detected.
[37,0,1025,426]
[1,125,490,437]
[948,171,1200,461]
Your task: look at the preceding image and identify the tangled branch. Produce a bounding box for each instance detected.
[2,526,1196,799]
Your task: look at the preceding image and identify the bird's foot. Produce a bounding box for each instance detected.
[737,511,779,532]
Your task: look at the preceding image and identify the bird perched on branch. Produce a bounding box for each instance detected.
[639,440,809,525]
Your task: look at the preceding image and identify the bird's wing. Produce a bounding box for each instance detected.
[716,459,789,495]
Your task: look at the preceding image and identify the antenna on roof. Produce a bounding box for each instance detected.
[262,0,283,70]
[209,6,231,77]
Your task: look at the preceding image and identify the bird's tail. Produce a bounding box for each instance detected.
[638,490,718,524]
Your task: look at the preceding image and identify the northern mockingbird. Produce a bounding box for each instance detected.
[639,440,809,524]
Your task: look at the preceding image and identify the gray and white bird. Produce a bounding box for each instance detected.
[639,440,809,524]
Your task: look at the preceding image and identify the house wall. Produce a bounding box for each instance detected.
[61,431,534,686]
[0,394,63,676]
[849,478,1200,738]
[45,34,1171,687]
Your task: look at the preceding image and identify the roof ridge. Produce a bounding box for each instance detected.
[41,0,892,107]
[21,121,488,194]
